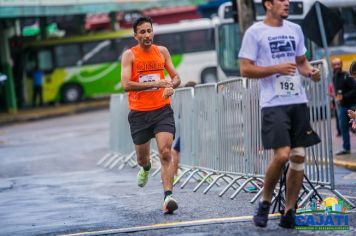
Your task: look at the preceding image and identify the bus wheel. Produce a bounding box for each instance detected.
[61,84,83,103]
[201,67,217,83]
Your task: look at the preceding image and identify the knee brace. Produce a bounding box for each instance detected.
[289,161,305,171]
[289,147,305,171]
[290,147,305,157]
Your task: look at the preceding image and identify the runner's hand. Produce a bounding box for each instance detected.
[162,87,174,99]
[156,80,173,88]
[309,68,320,82]
[275,63,297,76]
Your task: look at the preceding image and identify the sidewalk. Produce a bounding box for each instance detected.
[0,102,355,170]
[0,98,109,126]
[331,117,356,170]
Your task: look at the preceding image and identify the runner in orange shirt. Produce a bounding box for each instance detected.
[121,16,181,214]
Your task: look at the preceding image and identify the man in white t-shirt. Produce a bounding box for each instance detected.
[238,0,321,229]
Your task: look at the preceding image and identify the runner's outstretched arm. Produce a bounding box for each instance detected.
[296,55,320,82]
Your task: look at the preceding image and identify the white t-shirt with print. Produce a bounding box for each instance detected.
[238,20,308,108]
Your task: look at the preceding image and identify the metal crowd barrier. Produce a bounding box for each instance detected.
[97,94,135,169]
[99,59,354,208]
[171,59,353,208]
[97,93,160,171]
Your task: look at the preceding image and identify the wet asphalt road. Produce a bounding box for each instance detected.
[0,110,355,236]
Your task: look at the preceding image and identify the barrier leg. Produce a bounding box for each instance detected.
[220,175,240,191]
[249,178,265,203]
[219,176,244,197]
[151,166,161,177]
[118,151,136,170]
[250,187,264,204]
[230,177,256,200]
[97,153,114,166]
[103,153,120,168]
[173,167,193,186]
[194,170,219,185]
[297,185,321,208]
[180,169,200,189]
[127,158,138,168]
[330,188,355,208]
[193,172,215,192]
[109,155,124,169]
[298,185,355,209]
[202,174,223,194]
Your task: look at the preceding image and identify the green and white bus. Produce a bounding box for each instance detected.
[20,18,216,104]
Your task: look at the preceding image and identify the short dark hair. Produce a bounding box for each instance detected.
[350,61,356,75]
[133,16,153,33]
[262,0,273,11]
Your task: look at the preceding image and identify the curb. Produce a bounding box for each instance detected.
[0,179,14,191]
[0,99,109,126]
[334,159,356,171]
[59,213,281,236]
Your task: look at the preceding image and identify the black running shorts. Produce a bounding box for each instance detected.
[261,103,321,149]
[128,105,176,145]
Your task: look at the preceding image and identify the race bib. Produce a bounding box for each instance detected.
[139,73,160,91]
[274,75,301,96]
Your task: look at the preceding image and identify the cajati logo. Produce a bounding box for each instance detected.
[295,197,351,230]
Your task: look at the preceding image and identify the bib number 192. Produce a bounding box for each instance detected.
[280,81,294,91]
[274,75,300,96]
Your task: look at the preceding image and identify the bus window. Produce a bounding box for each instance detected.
[340,7,356,45]
[154,33,182,54]
[25,51,37,74]
[82,40,118,65]
[183,29,215,53]
[255,1,304,20]
[54,44,81,68]
[115,37,136,59]
[38,49,54,71]
[341,7,356,30]
[254,2,265,18]
[218,23,241,76]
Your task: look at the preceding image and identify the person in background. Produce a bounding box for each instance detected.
[328,82,341,136]
[347,61,356,131]
[32,66,44,107]
[348,109,356,130]
[332,58,356,155]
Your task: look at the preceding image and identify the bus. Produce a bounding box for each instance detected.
[215,0,356,80]
[18,18,216,105]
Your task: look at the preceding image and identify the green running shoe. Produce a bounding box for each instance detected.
[163,195,178,214]
[173,175,179,185]
[137,165,150,187]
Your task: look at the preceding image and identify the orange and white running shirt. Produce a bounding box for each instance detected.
[128,44,170,111]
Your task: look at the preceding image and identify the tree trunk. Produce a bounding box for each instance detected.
[236,0,255,38]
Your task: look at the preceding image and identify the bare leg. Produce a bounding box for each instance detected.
[155,132,174,191]
[285,155,305,212]
[171,149,180,176]
[262,146,290,203]
[135,140,151,168]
